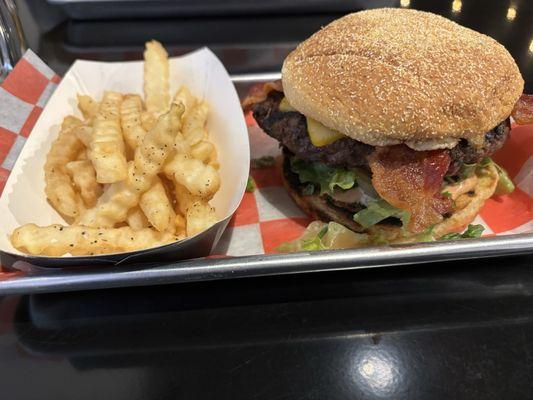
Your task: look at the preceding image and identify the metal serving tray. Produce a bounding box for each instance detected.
[1,234,532,295]
[0,74,532,295]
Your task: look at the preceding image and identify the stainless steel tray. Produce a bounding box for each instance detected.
[0,74,531,295]
[1,233,532,295]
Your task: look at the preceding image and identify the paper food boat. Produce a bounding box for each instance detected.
[0,48,249,267]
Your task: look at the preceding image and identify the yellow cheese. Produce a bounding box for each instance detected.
[306,117,344,147]
[467,134,486,149]
[278,97,297,112]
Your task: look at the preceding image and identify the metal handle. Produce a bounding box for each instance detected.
[0,0,26,82]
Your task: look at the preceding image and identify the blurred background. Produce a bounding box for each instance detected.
[3,0,532,92]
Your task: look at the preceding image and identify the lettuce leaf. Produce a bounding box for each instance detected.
[440,224,484,240]
[449,157,514,195]
[276,221,370,252]
[353,199,410,229]
[246,176,256,192]
[251,156,275,169]
[301,225,329,251]
[479,157,515,195]
[290,157,357,195]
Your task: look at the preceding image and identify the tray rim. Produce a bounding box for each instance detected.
[1,233,532,295]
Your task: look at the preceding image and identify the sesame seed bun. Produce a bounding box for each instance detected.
[281,8,524,146]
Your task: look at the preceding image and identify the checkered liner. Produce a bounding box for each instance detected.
[0,50,531,268]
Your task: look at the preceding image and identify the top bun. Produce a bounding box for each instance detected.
[281,8,524,146]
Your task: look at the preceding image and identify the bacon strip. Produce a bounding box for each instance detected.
[242,80,283,110]
[368,145,452,233]
[512,94,533,125]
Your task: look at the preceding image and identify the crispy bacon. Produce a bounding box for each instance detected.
[242,80,283,110]
[512,94,533,125]
[368,145,452,233]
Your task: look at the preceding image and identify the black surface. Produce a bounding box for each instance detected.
[3,0,533,398]
[2,255,533,399]
[26,0,533,90]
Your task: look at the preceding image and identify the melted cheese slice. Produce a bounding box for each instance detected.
[280,96,466,151]
[306,117,345,147]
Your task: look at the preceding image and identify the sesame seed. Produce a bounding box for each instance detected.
[283,8,523,146]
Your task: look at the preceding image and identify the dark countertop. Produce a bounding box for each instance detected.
[2,0,533,398]
[2,255,533,399]
[19,0,533,91]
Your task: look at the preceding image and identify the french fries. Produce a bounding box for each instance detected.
[127,206,150,230]
[74,125,93,147]
[183,101,209,146]
[89,91,128,183]
[173,182,201,215]
[76,149,88,160]
[174,86,197,120]
[144,40,170,115]
[66,160,102,208]
[11,224,177,256]
[121,94,146,150]
[10,40,222,256]
[165,154,220,199]
[44,116,84,218]
[139,178,176,233]
[77,95,99,120]
[165,89,221,232]
[78,103,184,228]
[191,140,217,165]
[141,111,157,131]
[186,200,218,237]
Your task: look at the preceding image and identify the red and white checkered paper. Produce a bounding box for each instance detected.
[0,51,531,276]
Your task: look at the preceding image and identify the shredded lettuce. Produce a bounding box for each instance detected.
[458,163,477,179]
[301,225,328,251]
[450,158,514,195]
[290,157,357,195]
[246,176,256,192]
[276,221,370,252]
[302,184,315,196]
[480,157,515,195]
[440,224,484,240]
[277,220,486,253]
[276,221,327,252]
[251,156,275,169]
[353,199,410,229]
[410,226,436,243]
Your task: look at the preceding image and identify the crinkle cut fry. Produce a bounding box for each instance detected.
[127,206,150,230]
[139,177,176,233]
[11,224,177,256]
[45,116,85,218]
[89,91,128,184]
[66,160,103,208]
[144,40,170,115]
[77,94,99,120]
[78,102,185,228]
[121,94,147,150]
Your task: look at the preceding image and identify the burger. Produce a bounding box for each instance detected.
[246,8,531,245]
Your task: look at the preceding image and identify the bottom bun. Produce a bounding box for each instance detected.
[282,155,499,242]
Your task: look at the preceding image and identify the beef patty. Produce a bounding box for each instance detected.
[252,90,509,176]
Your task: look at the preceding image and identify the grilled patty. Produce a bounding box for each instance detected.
[252,90,509,176]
